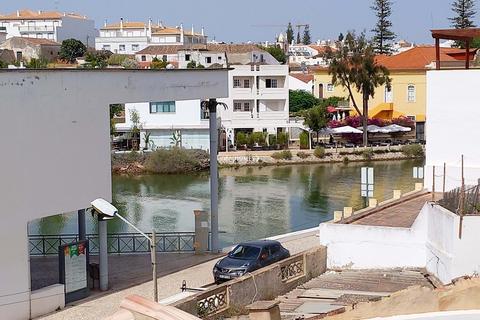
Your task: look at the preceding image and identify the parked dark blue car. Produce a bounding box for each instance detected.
[213,240,290,283]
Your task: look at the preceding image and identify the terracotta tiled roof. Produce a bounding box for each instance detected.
[308,45,335,54]
[0,9,87,20]
[6,37,60,46]
[290,73,314,83]
[375,46,475,70]
[136,44,263,55]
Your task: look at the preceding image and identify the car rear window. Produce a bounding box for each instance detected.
[229,245,260,259]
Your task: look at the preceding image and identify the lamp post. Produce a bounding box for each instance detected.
[91,198,158,302]
[201,99,227,253]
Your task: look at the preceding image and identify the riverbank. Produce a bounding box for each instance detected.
[112,145,424,174]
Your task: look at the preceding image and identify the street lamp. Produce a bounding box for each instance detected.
[90,198,158,302]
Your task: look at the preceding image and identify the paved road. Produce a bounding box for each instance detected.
[38,231,319,320]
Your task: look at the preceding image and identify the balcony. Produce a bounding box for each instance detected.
[19,26,55,33]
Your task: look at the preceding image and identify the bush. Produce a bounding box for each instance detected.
[362,148,374,161]
[249,132,266,147]
[236,132,248,147]
[313,146,326,158]
[299,131,309,149]
[343,156,350,164]
[271,150,292,160]
[145,148,209,174]
[297,151,310,159]
[277,132,289,148]
[401,144,424,158]
[121,58,139,69]
[268,134,277,147]
[108,54,132,66]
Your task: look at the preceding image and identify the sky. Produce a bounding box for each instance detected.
[1,0,479,44]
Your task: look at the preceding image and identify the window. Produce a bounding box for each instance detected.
[141,55,146,62]
[119,44,126,52]
[218,56,222,60]
[206,56,212,64]
[132,44,139,51]
[407,85,416,102]
[234,102,242,111]
[269,244,281,255]
[407,115,416,121]
[243,102,251,112]
[102,45,111,51]
[162,55,168,62]
[201,106,209,120]
[265,79,278,88]
[233,79,241,88]
[243,79,250,88]
[327,83,334,92]
[185,54,191,61]
[150,101,176,113]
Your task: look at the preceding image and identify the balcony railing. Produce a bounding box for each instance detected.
[19,26,55,33]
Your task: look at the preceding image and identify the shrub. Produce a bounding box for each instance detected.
[108,54,131,66]
[145,148,209,173]
[313,146,326,158]
[299,131,309,149]
[236,132,248,147]
[343,156,350,163]
[121,58,139,69]
[249,132,266,146]
[277,132,289,148]
[271,150,292,160]
[268,134,277,146]
[362,148,374,161]
[297,151,310,159]
[401,144,424,158]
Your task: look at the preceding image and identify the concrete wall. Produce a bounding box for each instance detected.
[30,284,65,319]
[374,310,480,319]
[425,70,480,191]
[0,69,228,320]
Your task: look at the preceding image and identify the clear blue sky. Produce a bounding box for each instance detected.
[2,0,478,44]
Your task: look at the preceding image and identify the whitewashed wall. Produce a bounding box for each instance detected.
[0,69,228,319]
[425,70,480,192]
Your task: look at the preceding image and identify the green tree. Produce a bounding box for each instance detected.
[0,60,7,68]
[338,33,345,42]
[84,50,110,69]
[26,57,48,68]
[324,32,391,146]
[59,39,86,63]
[303,25,312,45]
[286,22,294,44]
[371,0,396,55]
[121,58,139,69]
[110,104,124,135]
[450,0,477,47]
[150,57,168,69]
[186,60,205,69]
[263,46,287,64]
[289,90,319,113]
[296,29,301,44]
[304,105,327,143]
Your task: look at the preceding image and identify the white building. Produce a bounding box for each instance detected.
[95,19,207,54]
[288,44,333,67]
[116,44,290,150]
[289,72,314,93]
[0,9,95,46]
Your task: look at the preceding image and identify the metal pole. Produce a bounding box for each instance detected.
[98,218,108,291]
[152,230,158,302]
[432,166,436,201]
[208,99,220,252]
[78,209,86,241]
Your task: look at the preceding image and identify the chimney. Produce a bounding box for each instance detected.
[16,10,20,17]
[159,20,164,28]
[180,23,184,43]
[148,18,152,33]
[201,26,204,37]
[104,19,107,27]
[38,10,41,14]
[191,24,194,35]
[120,17,124,31]
[63,12,66,17]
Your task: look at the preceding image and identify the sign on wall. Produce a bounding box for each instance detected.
[59,240,89,303]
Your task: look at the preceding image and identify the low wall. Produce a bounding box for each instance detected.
[172,246,327,318]
[319,207,427,269]
[373,310,480,320]
[30,284,65,319]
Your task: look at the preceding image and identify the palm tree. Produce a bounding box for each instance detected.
[324,32,391,146]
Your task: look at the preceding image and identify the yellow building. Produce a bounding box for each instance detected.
[313,46,475,140]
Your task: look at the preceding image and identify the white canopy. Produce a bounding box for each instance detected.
[330,126,363,134]
[381,124,412,133]
[358,125,384,133]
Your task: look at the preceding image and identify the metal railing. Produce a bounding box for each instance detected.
[29,232,202,256]
[438,183,480,215]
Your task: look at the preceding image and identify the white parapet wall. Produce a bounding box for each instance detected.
[319,202,480,284]
[30,284,65,319]
[425,70,480,192]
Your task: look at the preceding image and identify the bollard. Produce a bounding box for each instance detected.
[333,211,343,222]
[393,190,402,200]
[194,210,209,254]
[415,182,424,191]
[368,198,378,208]
[343,207,353,218]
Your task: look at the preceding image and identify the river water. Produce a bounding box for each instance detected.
[29,159,423,247]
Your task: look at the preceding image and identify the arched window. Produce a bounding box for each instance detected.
[407,84,416,102]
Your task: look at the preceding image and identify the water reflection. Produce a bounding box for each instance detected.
[29,160,423,247]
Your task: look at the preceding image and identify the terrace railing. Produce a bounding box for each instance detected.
[438,183,480,215]
[29,232,202,256]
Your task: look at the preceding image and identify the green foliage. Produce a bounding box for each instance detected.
[450,0,477,29]
[170,130,182,147]
[268,134,277,146]
[304,106,327,140]
[401,144,424,158]
[249,132,267,146]
[319,96,347,109]
[313,146,326,159]
[343,156,350,164]
[151,57,169,69]
[110,104,124,135]
[303,25,312,45]
[121,58,139,69]
[371,0,396,54]
[297,151,310,159]
[0,60,7,68]
[187,60,205,69]
[236,132,248,147]
[107,54,130,66]
[277,132,289,148]
[362,148,374,161]
[300,131,309,149]
[59,39,86,63]
[286,23,294,44]
[289,90,320,113]
[27,57,48,68]
[262,46,287,64]
[84,50,110,69]
[271,150,292,160]
[145,148,209,174]
[130,109,141,139]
